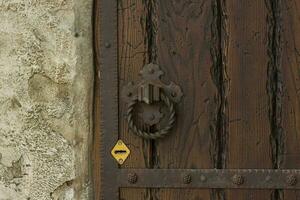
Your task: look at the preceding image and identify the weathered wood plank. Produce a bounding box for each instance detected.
[118,0,149,199]
[95,0,300,199]
[93,0,102,198]
[154,0,221,199]
[226,0,273,199]
[281,0,300,199]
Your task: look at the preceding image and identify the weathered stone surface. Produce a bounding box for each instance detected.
[0,0,93,199]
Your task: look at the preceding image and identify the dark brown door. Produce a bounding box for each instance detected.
[94,0,300,199]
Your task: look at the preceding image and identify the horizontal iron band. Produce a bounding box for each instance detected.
[118,169,300,189]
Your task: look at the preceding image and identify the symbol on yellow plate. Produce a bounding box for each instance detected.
[111,140,130,165]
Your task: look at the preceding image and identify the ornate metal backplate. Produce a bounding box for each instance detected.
[121,63,183,140]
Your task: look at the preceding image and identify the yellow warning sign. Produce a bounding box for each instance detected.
[111,140,130,165]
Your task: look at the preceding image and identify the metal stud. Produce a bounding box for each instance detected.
[287,175,297,186]
[200,175,207,182]
[232,174,244,185]
[128,173,138,184]
[182,173,192,184]
[265,175,271,182]
[105,42,111,48]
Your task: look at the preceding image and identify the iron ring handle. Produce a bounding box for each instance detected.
[127,92,176,140]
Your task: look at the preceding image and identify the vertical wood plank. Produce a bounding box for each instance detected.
[118,0,149,199]
[93,0,102,198]
[154,0,221,199]
[226,0,273,199]
[281,0,300,199]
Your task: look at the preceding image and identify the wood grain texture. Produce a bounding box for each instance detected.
[93,0,101,199]
[118,0,150,199]
[154,0,221,199]
[94,0,300,199]
[118,0,148,168]
[281,0,300,199]
[225,0,273,199]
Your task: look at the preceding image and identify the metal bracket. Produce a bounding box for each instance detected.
[97,0,119,199]
[119,169,300,189]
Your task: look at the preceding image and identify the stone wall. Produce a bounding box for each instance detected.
[0,0,93,199]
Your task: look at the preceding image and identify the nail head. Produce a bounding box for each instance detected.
[128,173,138,184]
[182,174,192,184]
[105,42,111,48]
[232,174,244,185]
[287,175,297,186]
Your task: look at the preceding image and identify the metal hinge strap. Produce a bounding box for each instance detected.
[119,169,300,189]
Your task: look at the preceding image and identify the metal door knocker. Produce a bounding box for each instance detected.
[122,63,183,140]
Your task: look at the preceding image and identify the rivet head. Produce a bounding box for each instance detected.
[128,173,138,184]
[182,173,192,184]
[265,175,272,182]
[105,42,111,48]
[200,175,207,182]
[287,175,297,186]
[232,174,244,185]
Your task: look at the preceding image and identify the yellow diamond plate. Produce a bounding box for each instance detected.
[111,140,130,165]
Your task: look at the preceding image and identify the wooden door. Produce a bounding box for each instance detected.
[93,0,300,199]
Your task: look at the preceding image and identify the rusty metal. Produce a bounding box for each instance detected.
[141,106,164,126]
[265,175,272,182]
[200,175,207,182]
[122,63,183,140]
[128,173,138,184]
[127,93,176,139]
[118,169,300,189]
[287,174,297,186]
[122,63,183,104]
[182,173,192,184]
[104,42,111,48]
[98,0,119,199]
[232,174,244,185]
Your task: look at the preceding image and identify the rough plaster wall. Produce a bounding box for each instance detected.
[0,0,93,199]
